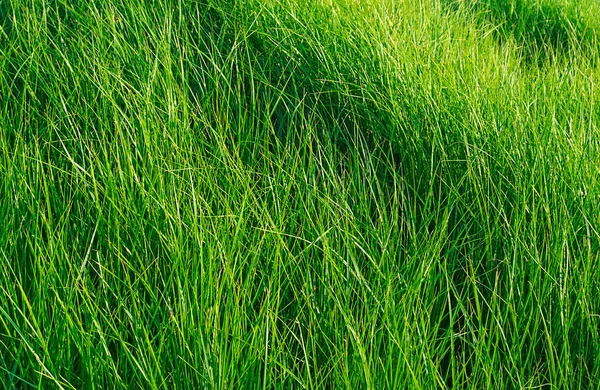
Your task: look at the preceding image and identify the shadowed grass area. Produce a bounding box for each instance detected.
[1,0,600,388]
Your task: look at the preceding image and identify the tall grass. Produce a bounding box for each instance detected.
[1,0,599,388]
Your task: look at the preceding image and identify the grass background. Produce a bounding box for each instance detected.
[1,0,600,388]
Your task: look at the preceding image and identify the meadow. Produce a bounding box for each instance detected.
[1,0,600,388]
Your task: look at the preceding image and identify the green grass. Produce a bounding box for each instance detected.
[1,0,599,388]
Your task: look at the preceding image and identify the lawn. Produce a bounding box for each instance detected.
[1,0,600,388]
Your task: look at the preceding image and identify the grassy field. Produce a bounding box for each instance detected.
[1,0,600,388]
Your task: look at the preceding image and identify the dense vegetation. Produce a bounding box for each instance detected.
[1,0,599,388]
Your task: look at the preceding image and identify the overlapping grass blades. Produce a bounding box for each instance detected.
[445,0,600,65]
[1,0,600,388]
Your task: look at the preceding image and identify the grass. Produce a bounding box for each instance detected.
[1,0,599,388]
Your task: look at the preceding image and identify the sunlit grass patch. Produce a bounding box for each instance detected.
[445,0,600,65]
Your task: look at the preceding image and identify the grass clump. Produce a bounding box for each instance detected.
[445,0,600,65]
[1,0,600,388]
